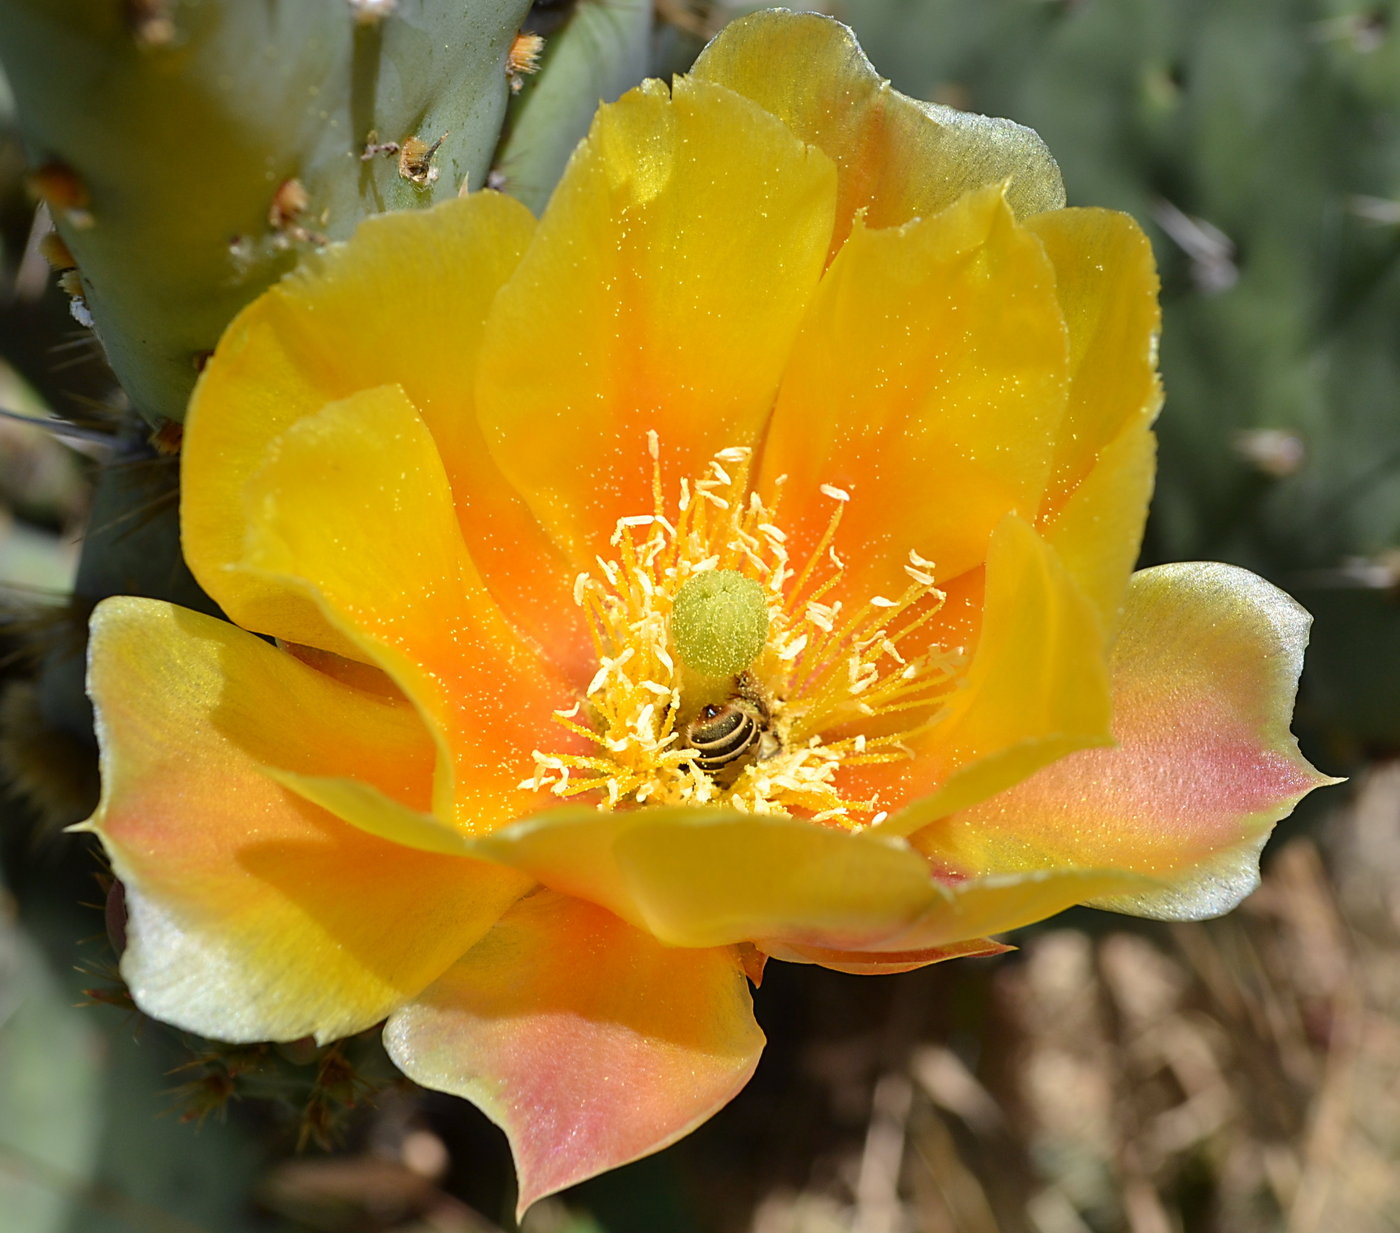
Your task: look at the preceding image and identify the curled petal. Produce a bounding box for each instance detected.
[238,384,572,832]
[758,185,1070,602]
[691,8,1064,252]
[384,891,763,1216]
[475,807,938,950]
[868,514,1113,832]
[81,598,528,1043]
[1042,421,1157,638]
[179,193,579,660]
[1028,207,1163,504]
[913,563,1337,920]
[611,814,943,950]
[254,767,921,952]
[472,807,1144,954]
[278,782,1150,955]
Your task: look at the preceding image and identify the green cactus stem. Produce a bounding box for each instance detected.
[0,0,535,427]
[495,0,652,214]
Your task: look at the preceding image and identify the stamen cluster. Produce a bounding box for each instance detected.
[520,438,963,827]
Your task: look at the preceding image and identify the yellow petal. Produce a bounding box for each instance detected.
[609,812,949,950]
[869,514,1114,834]
[913,564,1338,920]
[476,75,836,569]
[182,193,585,668]
[474,806,977,952]
[474,807,1149,955]
[1028,208,1161,641]
[474,807,935,948]
[264,770,476,858]
[691,9,1064,254]
[1027,207,1163,506]
[384,892,763,1216]
[238,384,572,832]
[757,185,1069,605]
[1042,421,1157,637]
[82,597,528,1043]
[270,787,1115,957]
[859,868,1151,949]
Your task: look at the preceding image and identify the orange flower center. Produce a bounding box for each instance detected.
[521,439,963,826]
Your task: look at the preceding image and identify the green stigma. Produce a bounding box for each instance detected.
[670,569,770,678]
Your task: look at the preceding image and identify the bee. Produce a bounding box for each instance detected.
[683,672,778,781]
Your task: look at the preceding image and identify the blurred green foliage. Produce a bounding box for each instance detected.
[497,0,653,213]
[0,0,535,428]
[1,876,285,1233]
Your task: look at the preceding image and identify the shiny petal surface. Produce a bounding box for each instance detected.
[1042,422,1157,637]
[181,194,585,668]
[611,814,949,950]
[265,771,477,858]
[912,564,1335,920]
[238,385,570,831]
[691,9,1064,252]
[1027,207,1163,505]
[1029,207,1161,638]
[757,186,1069,605]
[383,891,764,1214]
[474,807,941,950]
[844,867,1150,950]
[869,514,1113,834]
[82,597,527,1042]
[472,806,1143,954]
[477,75,836,568]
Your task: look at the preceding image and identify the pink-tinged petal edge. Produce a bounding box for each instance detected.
[78,597,528,1044]
[383,891,764,1217]
[913,562,1339,920]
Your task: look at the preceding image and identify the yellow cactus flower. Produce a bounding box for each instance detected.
[79,10,1334,1211]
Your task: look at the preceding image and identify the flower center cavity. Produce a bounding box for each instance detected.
[520,437,964,826]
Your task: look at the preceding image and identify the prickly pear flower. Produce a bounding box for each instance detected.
[80,9,1334,1213]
